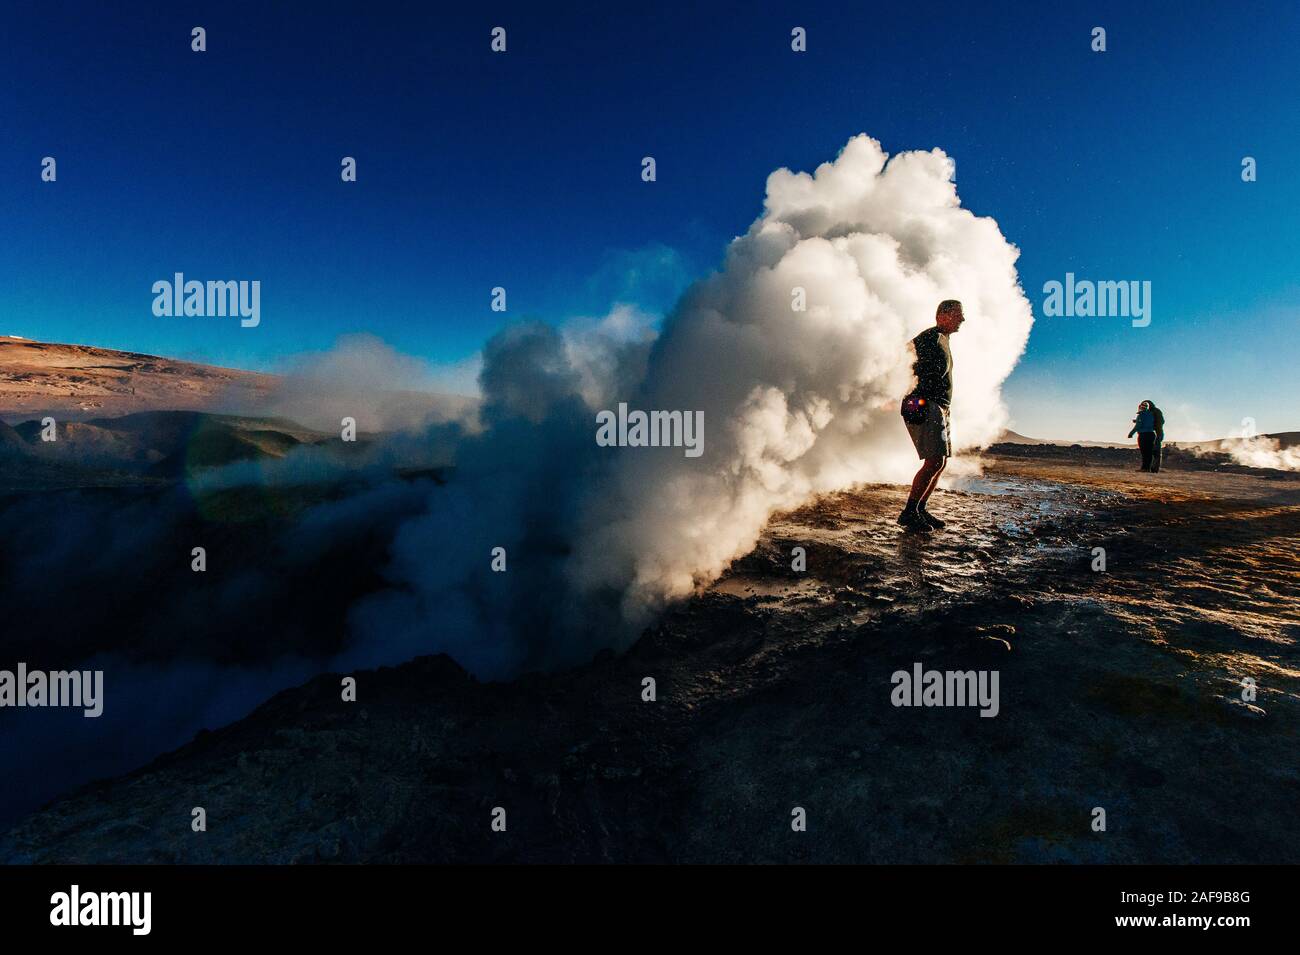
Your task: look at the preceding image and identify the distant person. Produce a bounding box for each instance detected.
[1146,400,1165,472]
[898,300,965,530]
[1128,400,1158,471]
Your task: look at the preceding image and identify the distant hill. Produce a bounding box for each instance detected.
[0,336,276,421]
[996,430,1127,448]
[0,335,477,432]
[10,410,335,478]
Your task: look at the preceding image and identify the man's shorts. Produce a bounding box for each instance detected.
[905,402,952,460]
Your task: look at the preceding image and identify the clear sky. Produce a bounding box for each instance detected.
[3,1,1297,441]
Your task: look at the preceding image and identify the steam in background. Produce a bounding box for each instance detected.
[1221,435,1300,472]
[252,333,481,434]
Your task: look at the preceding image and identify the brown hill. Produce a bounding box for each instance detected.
[0,335,276,421]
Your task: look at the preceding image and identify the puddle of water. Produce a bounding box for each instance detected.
[950,477,1023,496]
[712,576,823,600]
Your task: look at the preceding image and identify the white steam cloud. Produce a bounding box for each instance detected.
[572,135,1033,615]
[346,135,1034,676]
[1221,435,1300,471]
[259,333,480,433]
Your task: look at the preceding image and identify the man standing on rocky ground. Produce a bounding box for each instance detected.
[898,300,965,531]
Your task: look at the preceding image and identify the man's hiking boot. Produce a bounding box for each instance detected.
[918,508,946,529]
[897,508,931,531]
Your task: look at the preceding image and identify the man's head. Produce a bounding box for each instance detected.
[936,299,965,334]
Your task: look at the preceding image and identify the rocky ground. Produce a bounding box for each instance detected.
[4,452,1296,864]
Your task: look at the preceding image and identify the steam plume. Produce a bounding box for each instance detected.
[349,135,1035,675]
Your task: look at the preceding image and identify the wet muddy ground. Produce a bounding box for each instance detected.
[4,454,1297,863]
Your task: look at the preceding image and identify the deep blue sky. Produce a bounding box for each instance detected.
[3,1,1297,440]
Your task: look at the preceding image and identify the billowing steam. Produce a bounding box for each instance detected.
[344,135,1034,676]
[1222,434,1300,471]
[255,333,480,433]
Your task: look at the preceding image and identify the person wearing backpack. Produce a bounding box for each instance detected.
[1128,401,1158,472]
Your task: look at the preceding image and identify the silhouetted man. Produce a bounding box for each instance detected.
[898,300,965,530]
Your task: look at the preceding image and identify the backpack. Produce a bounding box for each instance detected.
[900,392,930,424]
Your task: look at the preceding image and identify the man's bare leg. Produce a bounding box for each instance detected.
[918,457,946,505]
[898,456,947,529]
[900,456,945,529]
[918,457,948,526]
[909,456,945,503]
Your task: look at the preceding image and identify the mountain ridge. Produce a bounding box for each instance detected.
[0,335,275,421]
